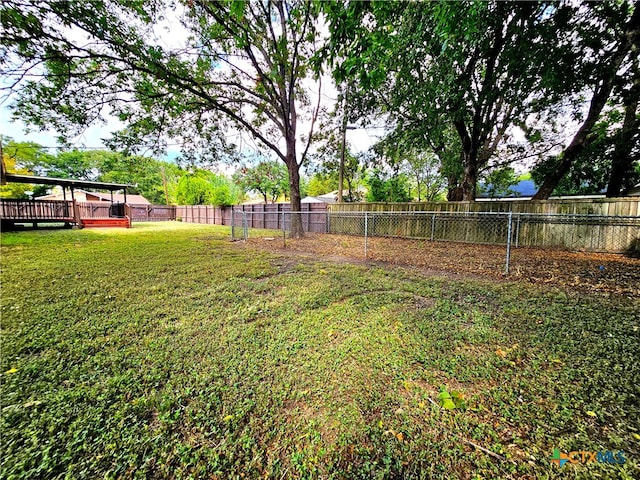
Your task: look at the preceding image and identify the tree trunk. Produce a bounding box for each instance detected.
[607,59,639,197]
[607,99,639,196]
[447,182,463,201]
[454,120,478,201]
[461,152,478,201]
[415,173,422,202]
[532,145,586,200]
[285,137,304,238]
[346,177,353,202]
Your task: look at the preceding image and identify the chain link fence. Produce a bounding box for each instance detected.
[230,210,640,274]
[229,209,327,241]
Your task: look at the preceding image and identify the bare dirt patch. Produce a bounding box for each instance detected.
[243,233,640,297]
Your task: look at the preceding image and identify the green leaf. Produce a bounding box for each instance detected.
[438,388,457,409]
[230,1,245,20]
[441,397,456,410]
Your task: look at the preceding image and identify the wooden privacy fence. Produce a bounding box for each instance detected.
[4,197,636,253]
[327,197,640,216]
[75,202,177,222]
[76,202,175,221]
[176,199,639,253]
[175,205,230,225]
[127,204,176,222]
[77,202,112,218]
[176,203,329,232]
[231,203,328,233]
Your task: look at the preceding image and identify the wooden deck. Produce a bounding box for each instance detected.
[0,199,130,229]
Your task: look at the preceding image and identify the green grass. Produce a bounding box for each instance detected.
[1,222,638,479]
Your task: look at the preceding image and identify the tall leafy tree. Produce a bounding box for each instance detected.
[307,172,337,197]
[303,92,364,202]
[308,143,364,202]
[607,56,640,196]
[532,3,640,199]
[479,166,520,198]
[373,134,447,202]
[401,151,447,202]
[365,168,411,203]
[322,1,637,201]
[33,150,108,181]
[1,0,323,236]
[176,169,241,206]
[233,160,289,204]
[0,139,54,198]
[21,148,183,204]
[531,95,640,197]
[99,154,183,205]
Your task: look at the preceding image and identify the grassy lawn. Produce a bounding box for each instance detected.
[1,222,638,479]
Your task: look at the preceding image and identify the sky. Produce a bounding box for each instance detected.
[0,111,180,164]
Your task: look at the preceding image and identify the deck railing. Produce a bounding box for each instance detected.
[0,199,73,221]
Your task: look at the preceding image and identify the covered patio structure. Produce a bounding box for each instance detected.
[1,171,134,229]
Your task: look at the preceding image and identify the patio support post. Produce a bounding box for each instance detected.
[72,198,82,228]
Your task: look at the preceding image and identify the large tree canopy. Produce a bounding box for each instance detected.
[0,139,54,198]
[322,1,639,200]
[532,2,640,199]
[176,169,241,206]
[1,0,323,235]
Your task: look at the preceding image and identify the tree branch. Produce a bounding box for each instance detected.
[299,75,322,167]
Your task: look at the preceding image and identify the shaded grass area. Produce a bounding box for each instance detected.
[1,222,639,479]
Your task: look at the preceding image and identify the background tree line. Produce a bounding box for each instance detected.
[0,139,244,206]
[1,137,451,205]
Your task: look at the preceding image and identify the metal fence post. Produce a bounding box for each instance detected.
[505,211,513,275]
[282,210,286,243]
[243,212,248,241]
[231,208,235,240]
[431,213,436,241]
[364,211,368,259]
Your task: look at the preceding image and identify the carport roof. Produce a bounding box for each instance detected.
[3,173,133,191]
